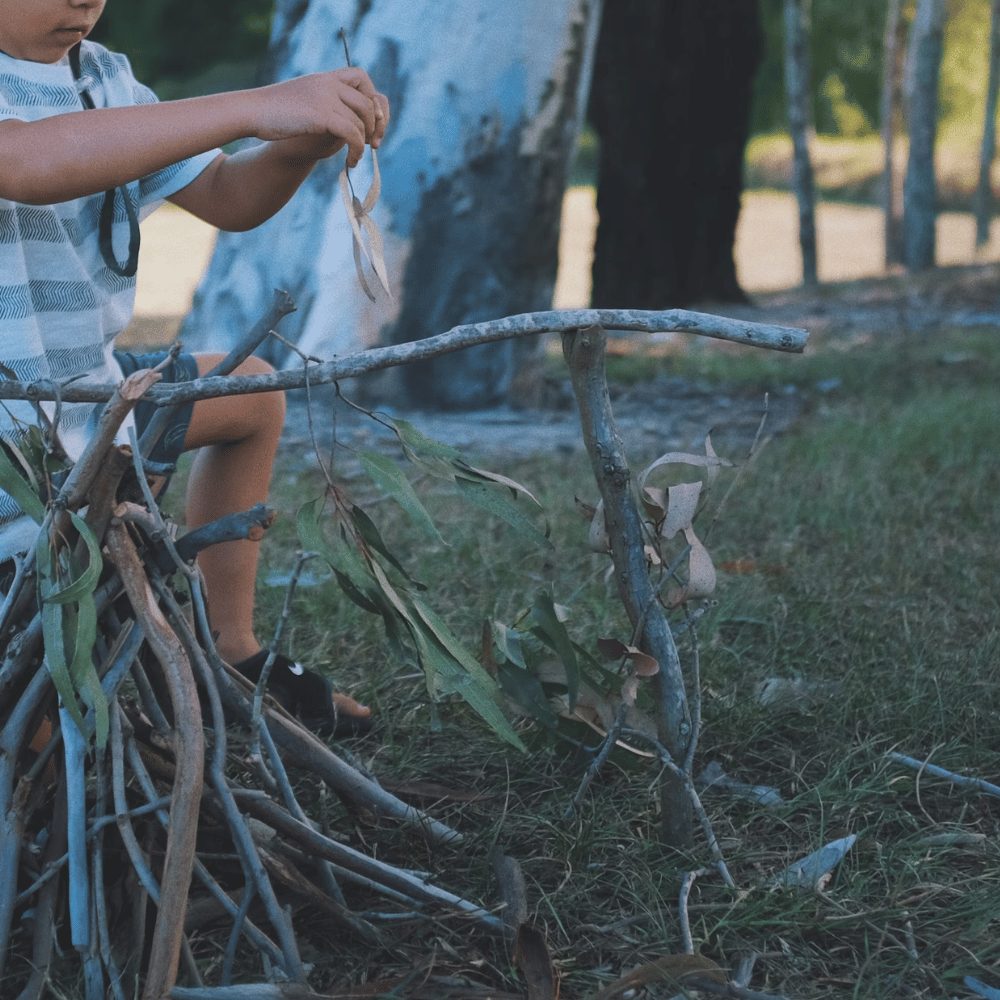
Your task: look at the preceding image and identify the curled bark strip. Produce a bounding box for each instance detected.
[105,523,204,1000]
[563,327,693,848]
[0,309,809,407]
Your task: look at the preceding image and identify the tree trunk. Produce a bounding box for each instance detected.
[589,0,762,309]
[975,0,1000,248]
[783,0,818,286]
[880,0,904,267]
[902,0,946,272]
[182,0,602,409]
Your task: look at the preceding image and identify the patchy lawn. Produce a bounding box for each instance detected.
[153,266,1000,998]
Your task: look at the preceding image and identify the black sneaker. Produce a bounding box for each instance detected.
[232,650,373,738]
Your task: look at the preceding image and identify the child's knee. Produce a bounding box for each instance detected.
[234,356,286,423]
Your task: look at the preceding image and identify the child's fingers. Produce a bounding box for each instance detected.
[373,94,390,147]
[328,111,365,166]
[339,86,379,143]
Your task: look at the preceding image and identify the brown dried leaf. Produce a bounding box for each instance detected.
[684,525,716,598]
[585,954,727,1000]
[666,525,717,607]
[641,485,666,517]
[704,432,723,487]
[663,480,703,539]
[340,162,393,300]
[515,923,559,1000]
[638,450,730,491]
[596,638,659,677]
[588,499,609,553]
[359,211,393,299]
[361,145,382,214]
[493,852,528,935]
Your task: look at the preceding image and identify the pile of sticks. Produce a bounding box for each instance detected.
[0,302,499,1000]
[0,295,807,999]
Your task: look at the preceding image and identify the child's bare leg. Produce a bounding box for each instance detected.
[183,354,283,665]
[182,354,369,720]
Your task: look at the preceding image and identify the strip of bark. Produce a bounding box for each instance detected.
[105,523,205,1000]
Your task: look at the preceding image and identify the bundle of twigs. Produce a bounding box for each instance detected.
[0,294,807,999]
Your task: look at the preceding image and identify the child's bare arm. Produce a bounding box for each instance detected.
[170,74,390,232]
[0,68,388,224]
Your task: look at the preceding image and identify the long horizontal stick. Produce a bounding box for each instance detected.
[0,308,809,407]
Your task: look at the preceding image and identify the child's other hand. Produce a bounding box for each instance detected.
[253,68,390,167]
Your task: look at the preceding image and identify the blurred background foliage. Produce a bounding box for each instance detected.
[92,0,992,143]
[91,0,273,98]
[752,0,990,139]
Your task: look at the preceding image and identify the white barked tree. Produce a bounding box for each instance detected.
[182,0,602,408]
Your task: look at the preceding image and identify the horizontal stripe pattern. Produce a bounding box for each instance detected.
[0,42,217,554]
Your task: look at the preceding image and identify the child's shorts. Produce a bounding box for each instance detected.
[114,350,200,466]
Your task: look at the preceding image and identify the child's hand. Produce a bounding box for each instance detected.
[252,68,390,167]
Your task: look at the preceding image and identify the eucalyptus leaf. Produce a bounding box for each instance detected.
[454,479,551,549]
[359,450,445,543]
[41,601,87,737]
[42,513,102,605]
[530,590,579,710]
[497,661,559,729]
[349,505,424,589]
[491,621,529,670]
[411,625,525,751]
[0,439,46,522]
[385,417,464,474]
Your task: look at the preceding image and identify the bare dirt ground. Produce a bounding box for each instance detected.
[131,190,1000,463]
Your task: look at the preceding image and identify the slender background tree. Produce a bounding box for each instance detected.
[903,0,947,271]
[783,0,818,286]
[880,0,905,267]
[975,0,1000,246]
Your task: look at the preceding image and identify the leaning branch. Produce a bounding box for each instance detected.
[0,308,809,406]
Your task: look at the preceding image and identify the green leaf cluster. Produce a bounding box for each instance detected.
[37,514,107,748]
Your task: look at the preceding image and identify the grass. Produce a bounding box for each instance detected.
[162,302,1000,997]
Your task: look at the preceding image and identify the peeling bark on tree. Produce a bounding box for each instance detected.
[589,0,762,308]
[183,0,602,409]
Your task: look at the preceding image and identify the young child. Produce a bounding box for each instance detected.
[0,0,387,734]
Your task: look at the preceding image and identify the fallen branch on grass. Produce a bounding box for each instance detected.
[887,751,1000,800]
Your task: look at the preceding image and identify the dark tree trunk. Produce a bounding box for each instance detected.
[589,0,762,309]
